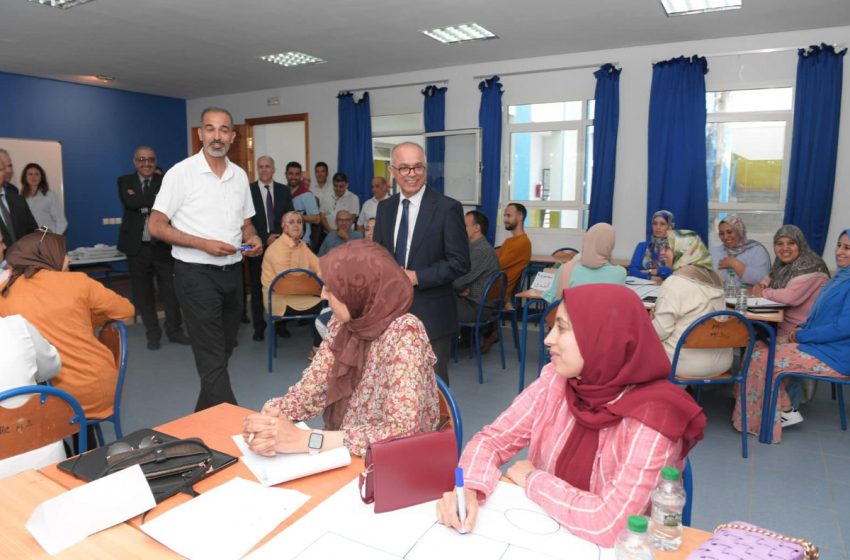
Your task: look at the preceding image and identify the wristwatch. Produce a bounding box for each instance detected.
[307,430,324,455]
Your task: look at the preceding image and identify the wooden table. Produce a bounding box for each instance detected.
[21,403,712,558]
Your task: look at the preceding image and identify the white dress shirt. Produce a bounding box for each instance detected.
[392,185,427,269]
[358,196,386,227]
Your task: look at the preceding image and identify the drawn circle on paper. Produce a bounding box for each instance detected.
[504,508,560,535]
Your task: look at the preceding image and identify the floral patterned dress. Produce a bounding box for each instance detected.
[265,313,440,456]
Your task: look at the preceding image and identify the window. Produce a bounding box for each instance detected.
[706,87,793,241]
[505,100,594,230]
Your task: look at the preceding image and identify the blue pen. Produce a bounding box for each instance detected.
[455,467,467,533]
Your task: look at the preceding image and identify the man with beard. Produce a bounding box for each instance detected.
[284,162,321,249]
[497,202,532,303]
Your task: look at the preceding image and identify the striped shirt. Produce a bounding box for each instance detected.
[461,365,682,548]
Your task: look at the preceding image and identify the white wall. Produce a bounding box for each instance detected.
[188,25,850,268]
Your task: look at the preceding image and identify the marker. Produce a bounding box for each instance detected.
[240,244,252,252]
[455,467,467,533]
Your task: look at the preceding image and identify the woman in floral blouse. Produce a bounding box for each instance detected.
[242,239,440,456]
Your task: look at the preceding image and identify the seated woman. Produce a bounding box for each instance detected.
[436,284,705,547]
[262,211,323,347]
[0,314,64,479]
[653,230,732,378]
[243,240,440,457]
[710,214,771,288]
[0,230,134,422]
[627,210,675,281]
[734,228,850,440]
[21,163,68,234]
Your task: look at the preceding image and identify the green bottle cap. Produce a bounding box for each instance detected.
[627,515,648,533]
[662,466,680,481]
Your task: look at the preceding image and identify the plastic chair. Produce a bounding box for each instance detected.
[88,320,127,446]
[267,268,325,372]
[765,372,850,444]
[682,456,693,527]
[453,271,507,384]
[501,266,534,352]
[551,247,579,260]
[0,385,88,460]
[537,299,561,375]
[436,376,463,457]
[668,310,756,458]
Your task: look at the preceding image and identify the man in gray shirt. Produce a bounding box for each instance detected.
[453,210,500,323]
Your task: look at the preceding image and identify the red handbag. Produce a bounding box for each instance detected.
[358,429,457,513]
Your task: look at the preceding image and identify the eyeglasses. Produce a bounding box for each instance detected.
[135,156,156,164]
[391,164,426,176]
[106,434,162,460]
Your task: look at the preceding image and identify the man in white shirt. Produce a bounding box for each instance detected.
[149,107,263,411]
[309,161,333,214]
[320,173,360,233]
[357,176,389,233]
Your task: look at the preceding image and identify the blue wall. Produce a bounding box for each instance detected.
[0,72,187,249]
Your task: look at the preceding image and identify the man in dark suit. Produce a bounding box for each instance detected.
[248,155,294,341]
[373,142,470,384]
[117,146,188,350]
[0,148,19,195]
[0,159,37,245]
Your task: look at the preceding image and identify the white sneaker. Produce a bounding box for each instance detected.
[780,409,804,427]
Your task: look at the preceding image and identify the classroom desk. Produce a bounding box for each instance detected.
[29,403,712,558]
[530,253,572,265]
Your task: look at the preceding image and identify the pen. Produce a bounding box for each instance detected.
[455,467,467,533]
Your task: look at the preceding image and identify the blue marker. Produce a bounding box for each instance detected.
[455,467,467,533]
[239,244,252,252]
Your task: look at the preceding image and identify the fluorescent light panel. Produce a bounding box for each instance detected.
[28,0,94,8]
[259,51,326,67]
[421,22,497,45]
[660,0,742,16]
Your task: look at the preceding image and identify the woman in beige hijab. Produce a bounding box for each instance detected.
[548,223,626,300]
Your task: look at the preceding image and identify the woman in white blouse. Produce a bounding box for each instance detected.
[21,163,67,234]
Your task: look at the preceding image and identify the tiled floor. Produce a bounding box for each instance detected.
[116,318,850,559]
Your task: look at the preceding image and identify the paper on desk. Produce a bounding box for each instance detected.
[626,283,660,300]
[140,476,309,560]
[232,434,352,486]
[725,296,784,308]
[530,270,556,292]
[26,464,155,555]
[625,276,656,285]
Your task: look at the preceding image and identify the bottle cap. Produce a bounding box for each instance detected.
[627,515,648,533]
[662,466,680,481]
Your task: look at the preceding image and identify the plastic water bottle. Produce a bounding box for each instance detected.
[735,287,748,313]
[648,466,685,551]
[724,270,737,298]
[615,515,654,560]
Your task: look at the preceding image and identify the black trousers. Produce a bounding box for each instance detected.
[431,334,453,385]
[174,260,242,412]
[127,242,182,343]
[247,255,265,334]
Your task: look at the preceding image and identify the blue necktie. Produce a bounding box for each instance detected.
[394,199,410,267]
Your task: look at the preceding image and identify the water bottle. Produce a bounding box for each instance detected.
[648,466,685,551]
[735,287,748,313]
[615,516,654,560]
[724,269,737,298]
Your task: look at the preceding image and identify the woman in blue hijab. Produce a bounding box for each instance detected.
[627,210,675,281]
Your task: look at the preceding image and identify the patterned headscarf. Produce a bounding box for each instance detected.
[1,229,66,297]
[668,230,721,288]
[643,210,675,270]
[719,214,761,256]
[768,225,830,289]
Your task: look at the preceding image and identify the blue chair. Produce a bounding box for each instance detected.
[436,377,463,457]
[668,310,756,458]
[765,372,849,444]
[267,268,325,372]
[501,266,531,351]
[88,320,127,445]
[552,247,579,256]
[683,457,693,527]
[453,271,507,384]
[0,386,88,459]
[537,299,561,376]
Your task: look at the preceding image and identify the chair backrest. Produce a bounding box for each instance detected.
[508,266,532,310]
[0,386,88,459]
[683,456,693,526]
[270,268,323,297]
[98,320,127,419]
[551,247,579,262]
[435,376,463,457]
[479,271,508,322]
[671,310,756,378]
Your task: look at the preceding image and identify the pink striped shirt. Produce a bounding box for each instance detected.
[460,365,682,548]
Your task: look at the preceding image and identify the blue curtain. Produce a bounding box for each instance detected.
[423,85,447,194]
[478,76,503,243]
[784,44,846,255]
[337,91,373,203]
[647,56,709,243]
[587,63,621,227]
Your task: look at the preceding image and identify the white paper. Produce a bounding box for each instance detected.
[530,271,555,292]
[26,464,155,555]
[407,523,508,560]
[626,283,661,300]
[140,476,309,560]
[294,532,401,560]
[725,296,784,308]
[232,434,352,486]
[625,276,656,285]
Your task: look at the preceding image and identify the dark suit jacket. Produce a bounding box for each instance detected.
[374,187,470,340]
[3,182,19,196]
[249,181,294,246]
[117,173,165,256]
[2,186,38,243]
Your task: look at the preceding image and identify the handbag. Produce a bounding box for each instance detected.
[687,521,819,560]
[358,428,457,513]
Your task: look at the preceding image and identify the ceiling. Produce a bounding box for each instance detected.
[1,0,848,99]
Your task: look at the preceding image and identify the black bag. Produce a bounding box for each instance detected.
[59,428,238,503]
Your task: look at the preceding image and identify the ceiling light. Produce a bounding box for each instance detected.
[95,74,114,83]
[28,0,95,9]
[660,0,742,16]
[259,52,326,67]
[421,23,498,45]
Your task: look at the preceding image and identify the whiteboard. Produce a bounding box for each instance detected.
[0,137,64,209]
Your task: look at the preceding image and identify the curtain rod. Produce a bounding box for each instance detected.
[651,42,847,63]
[339,79,448,95]
[472,62,615,81]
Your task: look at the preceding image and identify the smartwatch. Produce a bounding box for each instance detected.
[307,430,324,455]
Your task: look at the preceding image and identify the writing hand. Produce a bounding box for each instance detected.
[436,488,478,533]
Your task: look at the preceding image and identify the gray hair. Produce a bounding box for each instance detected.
[257,155,275,166]
[200,106,234,126]
[390,142,425,164]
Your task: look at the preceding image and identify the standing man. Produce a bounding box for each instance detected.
[247,155,293,341]
[0,149,19,195]
[149,107,262,411]
[0,161,37,246]
[117,146,188,350]
[374,142,469,384]
[357,176,389,233]
[284,162,321,248]
[309,161,332,250]
[498,202,532,302]
[320,172,360,233]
